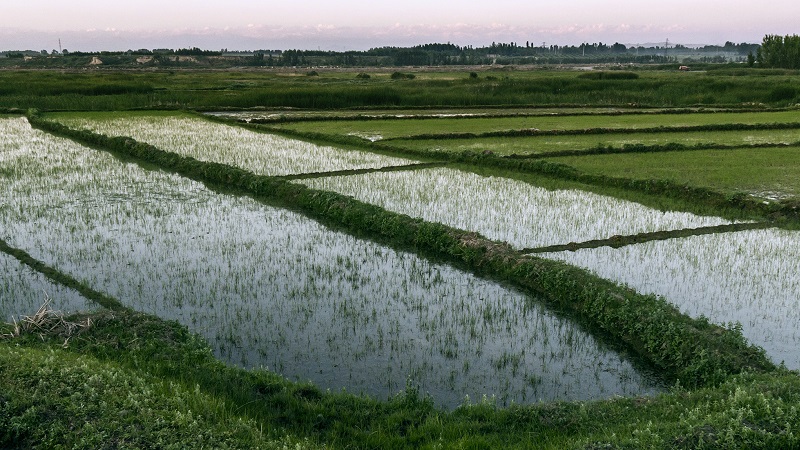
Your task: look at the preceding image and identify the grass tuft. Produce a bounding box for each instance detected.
[1,297,91,347]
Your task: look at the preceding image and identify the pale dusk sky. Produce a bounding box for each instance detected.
[1,1,797,51]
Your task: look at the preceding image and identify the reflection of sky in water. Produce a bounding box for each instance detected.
[542,229,800,369]
[299,167,734,249]
[54,115,415,176]
[0,117,662,409]
[0,253,96,322]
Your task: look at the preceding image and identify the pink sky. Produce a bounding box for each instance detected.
[2,1,797,51]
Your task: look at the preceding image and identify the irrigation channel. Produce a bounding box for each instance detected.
[4,112,794,407]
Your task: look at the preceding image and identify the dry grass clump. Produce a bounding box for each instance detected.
[2,296,91,347]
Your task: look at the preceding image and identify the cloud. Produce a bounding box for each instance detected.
[0,22,763,52]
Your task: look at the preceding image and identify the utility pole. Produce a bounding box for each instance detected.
[58,38,62,53]
[665,38,669,58]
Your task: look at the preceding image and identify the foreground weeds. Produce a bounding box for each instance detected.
[2,307,799,449]
[1,307,317,449]
[0,298,91,347]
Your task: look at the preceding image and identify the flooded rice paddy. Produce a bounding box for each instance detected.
[0,252,95,322]
[298,167,734,249]
[541,228,800,369]
[51,113,416,176]
[0,117,662,408]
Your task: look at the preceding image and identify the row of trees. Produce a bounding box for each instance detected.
[34,48,224,57]
[758,35,800,69]
[258,40,758,67]
[12,38,796,69]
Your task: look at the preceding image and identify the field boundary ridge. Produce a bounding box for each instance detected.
[521,222,774,254]
[27,112,777,389]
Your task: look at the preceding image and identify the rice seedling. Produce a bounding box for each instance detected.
[0,252,94,322]
[540,228,800,369]
[49,112,416,176]
[1,116,661,408]
[299,167,735,249]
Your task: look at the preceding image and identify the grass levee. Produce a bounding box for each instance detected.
[26,112,775,389]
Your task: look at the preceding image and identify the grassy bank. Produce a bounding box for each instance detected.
[2,307,799,449]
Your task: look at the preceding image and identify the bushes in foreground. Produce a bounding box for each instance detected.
[2,307,799,449]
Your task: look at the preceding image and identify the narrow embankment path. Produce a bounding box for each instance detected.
[277,161,449,180]
[0,237,125,311]
[521,221,774,254]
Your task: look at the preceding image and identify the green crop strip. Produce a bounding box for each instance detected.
[549,147,800,201]
[507,141,799,159]
[236,122,800,224]
[26,112,776,389]
[263,109,800,139]
[0,237,124,311]
[383,121,800,141]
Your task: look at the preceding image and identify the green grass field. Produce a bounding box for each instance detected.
[273,110,800,139]
[547,146,800,200]
[2,67,800,110]
[386,129,800,156]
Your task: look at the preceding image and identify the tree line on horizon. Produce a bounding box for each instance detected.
[4,36,798,69]
[758,35,800,69]
[257,40,759,67]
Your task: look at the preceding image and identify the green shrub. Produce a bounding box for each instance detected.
[391,72,415,80]
[578,71,640,80]
[766,85,797,102]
